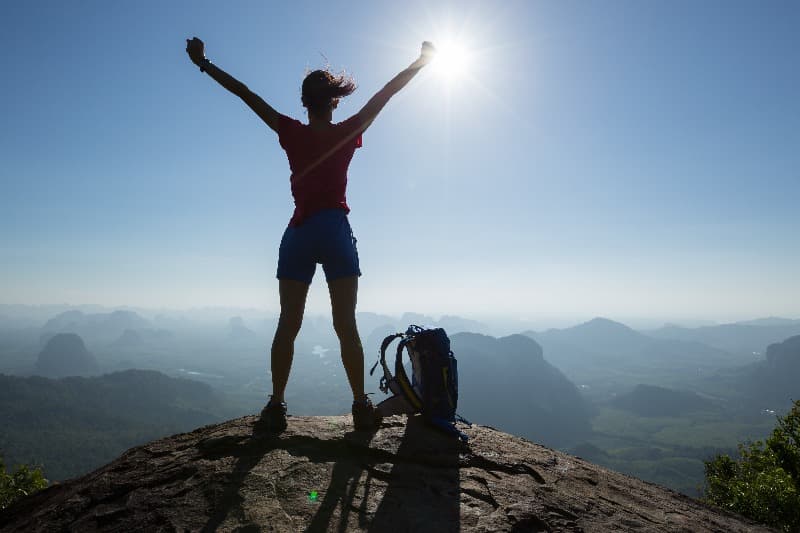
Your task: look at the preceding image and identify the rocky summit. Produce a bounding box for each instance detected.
[0,415,768,532]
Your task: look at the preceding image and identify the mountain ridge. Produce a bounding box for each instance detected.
[450,332,592,447]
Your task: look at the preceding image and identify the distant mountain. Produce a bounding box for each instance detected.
[34,333,99,378]
[450,333,592,447]
[645,321,800,355]
[110,328,174,348]
[398,313,489,335]
[532,317,651,356]
[766,334,800,366]
[0,369,230,480]
[399,312,432,326]
[360,313,490,340]
[112,328,144,348]
[356,312,401,338]
[740,335,800,406]
[227,316,257,340]
[41,309,85,332]
[41,310,152,344]
[610,384,716,417]
[364,324,398,362]
[0,312,39,331]
[736,317,800,327]
[523,318,747,393]
[436,315,490,335]
[0,304,107,331]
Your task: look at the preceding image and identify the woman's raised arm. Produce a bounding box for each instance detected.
[356,42,435,129]
[186,37,280,133]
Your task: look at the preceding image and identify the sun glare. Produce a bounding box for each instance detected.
[430,39,471,81]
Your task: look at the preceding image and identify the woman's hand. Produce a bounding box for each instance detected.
[421,41,436,60]
[419,41,436,65]
[409,41,436,69]
[186,37,206,65]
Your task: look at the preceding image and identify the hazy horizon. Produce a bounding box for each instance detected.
[1,301,797,333]
[2,2,798,321]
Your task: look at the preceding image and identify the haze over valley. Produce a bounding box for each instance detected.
[2,304,799,496]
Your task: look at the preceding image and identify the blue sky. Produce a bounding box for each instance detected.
[1,1,798,322]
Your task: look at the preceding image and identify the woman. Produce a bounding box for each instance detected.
[186,37,435,431]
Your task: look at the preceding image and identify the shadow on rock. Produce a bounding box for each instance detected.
[367,415,461,531]
[303,427,377,532]
[200,428,282,532]
[305,415,462,532]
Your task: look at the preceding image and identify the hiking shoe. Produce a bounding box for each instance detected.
[352,396,382,430]
[257,396,287,433]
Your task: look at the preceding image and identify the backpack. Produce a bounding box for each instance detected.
[369,325,470,442]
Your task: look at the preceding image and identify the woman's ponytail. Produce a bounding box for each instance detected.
[301,69,356,117]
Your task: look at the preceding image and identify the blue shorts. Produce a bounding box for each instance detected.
[277,209,361,284]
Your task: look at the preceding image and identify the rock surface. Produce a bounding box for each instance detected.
[0,415,769,532]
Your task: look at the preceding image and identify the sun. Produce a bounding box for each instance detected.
[430,39,471,82]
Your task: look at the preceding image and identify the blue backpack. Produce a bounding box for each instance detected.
[369,325,470,441]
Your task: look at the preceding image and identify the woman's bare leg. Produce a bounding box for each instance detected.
[328,276,365,400]
[270,279,310,402]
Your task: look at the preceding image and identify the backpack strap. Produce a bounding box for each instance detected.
[394,337,423,411]
[375,392,417,417]
[455,414,472,426]
[428,416,470,442]
[369,330,426,411]
[370,332,404,394]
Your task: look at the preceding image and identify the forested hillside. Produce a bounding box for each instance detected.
[0,370,234,480]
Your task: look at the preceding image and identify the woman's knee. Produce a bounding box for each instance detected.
[276,314,303,340]
[332,317,359,342]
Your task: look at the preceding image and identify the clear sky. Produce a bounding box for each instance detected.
[1,0,798,322]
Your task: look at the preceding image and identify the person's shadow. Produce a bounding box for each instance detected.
[199,425,286,533]
[303,427,376,533]
[306,415,461,532]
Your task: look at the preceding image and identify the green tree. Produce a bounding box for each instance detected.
[0,455,48,510]
[703,399,800,531]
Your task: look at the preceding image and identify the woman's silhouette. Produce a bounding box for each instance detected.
[186,37,434,431]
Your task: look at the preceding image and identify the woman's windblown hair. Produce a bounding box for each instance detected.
[301,69,357,117]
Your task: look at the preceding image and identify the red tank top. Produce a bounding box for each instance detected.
[277,114,363,226]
